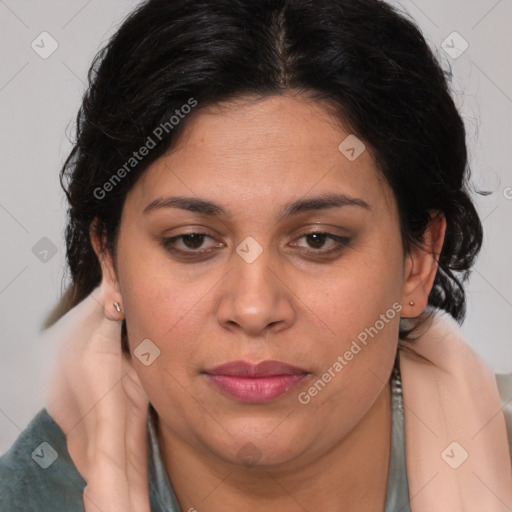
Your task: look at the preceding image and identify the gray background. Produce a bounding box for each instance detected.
[1,0,511,454]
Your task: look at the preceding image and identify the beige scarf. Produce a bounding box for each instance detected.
[45,285,512,511]
[400,311,512,511]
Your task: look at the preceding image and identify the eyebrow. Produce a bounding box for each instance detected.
[143,192,371,219]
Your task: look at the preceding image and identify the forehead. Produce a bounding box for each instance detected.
[127,94,395,217]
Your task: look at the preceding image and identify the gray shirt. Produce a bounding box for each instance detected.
[2,364,510,511]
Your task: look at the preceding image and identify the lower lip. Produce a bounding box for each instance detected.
[205,374,308,403]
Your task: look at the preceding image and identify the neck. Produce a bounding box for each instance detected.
[157,384,391,511]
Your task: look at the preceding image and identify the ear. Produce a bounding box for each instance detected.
[90,219,124,322]
[401,211,446,318]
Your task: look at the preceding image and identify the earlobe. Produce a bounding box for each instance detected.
[401,211,446,316]
[90,220,124,322]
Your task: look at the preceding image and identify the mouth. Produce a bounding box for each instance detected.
[202,360,309,403]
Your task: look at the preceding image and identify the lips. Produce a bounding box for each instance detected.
[203,360,309,403]
[205,360,307,377]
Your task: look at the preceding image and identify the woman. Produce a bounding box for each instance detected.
[1,0,511,510]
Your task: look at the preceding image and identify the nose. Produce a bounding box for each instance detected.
[216,246,296,337]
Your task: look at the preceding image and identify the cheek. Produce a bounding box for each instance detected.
[302,233,404,353]
[121,270,216,364]
[116,228,215,342]
[296,304,399,441]
[294,237,403,418]
[118,265,217,423]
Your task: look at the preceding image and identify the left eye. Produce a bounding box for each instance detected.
[292,232,350,253]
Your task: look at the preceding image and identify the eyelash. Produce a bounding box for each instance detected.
[161,231,351,258]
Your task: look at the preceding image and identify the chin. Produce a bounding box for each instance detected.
[203,421,310,468]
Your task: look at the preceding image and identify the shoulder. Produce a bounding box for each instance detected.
[495,373,512,463]
[0,408,86,512]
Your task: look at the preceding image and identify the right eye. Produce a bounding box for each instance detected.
[162,233,224,256]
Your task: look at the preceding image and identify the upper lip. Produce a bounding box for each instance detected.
[203,360,308,377]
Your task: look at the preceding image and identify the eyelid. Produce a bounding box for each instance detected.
[290,232,351,252]
[162,232,222,252]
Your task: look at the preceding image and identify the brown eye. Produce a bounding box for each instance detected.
[292,232,350,254]
[180,233,206,249]
[162,233,222,255]
[304,233,328,249]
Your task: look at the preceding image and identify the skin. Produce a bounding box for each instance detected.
[94,93,446,511]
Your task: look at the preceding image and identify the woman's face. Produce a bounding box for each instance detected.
[112,94,410,468]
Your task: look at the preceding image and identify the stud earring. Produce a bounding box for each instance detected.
[408,300,415,306]
[113,301,122,313]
